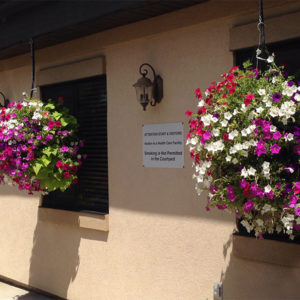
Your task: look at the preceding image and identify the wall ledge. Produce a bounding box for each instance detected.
[38,207,109,232]
[230,10,300,50]
[233,235,300,268]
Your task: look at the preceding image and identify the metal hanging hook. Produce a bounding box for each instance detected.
[30,38,36,99]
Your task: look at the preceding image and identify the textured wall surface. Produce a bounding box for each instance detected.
[0,1,299,299]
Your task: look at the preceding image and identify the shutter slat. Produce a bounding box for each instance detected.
[41,75,108,213]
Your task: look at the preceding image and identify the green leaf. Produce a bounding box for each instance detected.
[32,163,43,175]
[60,117,68,126]
[43,147,51,157]
[41,155,51,167]
[44,103,55,110]
[53,111,62,120]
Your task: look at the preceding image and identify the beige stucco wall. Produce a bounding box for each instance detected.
[0,1,299,299]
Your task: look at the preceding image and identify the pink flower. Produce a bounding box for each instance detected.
[294,145,300,155]
[60,146,69,153]
[273,131,281,140]
[270,144,281,154]
[295,207,300,216]
[203,131,212,141]
[63,172,70,178]
[229,87,235,94]
[244,200,255,214]
[289,195,298,208]
[48,121,55,129]
[16,103,22,110]
[294,182,300,194]
[56,161,63,168]
[185,110,193,116]
[195,88,202,99]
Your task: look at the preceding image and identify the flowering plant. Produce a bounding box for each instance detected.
[186,55,300,240]
[0,95,84,194]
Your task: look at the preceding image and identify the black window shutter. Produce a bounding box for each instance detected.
[41,75,108,214]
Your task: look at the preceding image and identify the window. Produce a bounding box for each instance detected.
[41,75,108,214]
[234,38,300,81]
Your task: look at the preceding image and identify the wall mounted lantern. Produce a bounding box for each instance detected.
[0,92,9,108]
[133,63,163,111]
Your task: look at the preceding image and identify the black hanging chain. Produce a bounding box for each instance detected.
[256,0,268,69]
[30,38,36,99]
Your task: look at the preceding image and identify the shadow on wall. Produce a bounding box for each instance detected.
[220,236,300,300]
[26,208,108,299]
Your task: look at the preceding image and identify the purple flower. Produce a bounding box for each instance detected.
[203,131,212,141]
[60,146,69,153]
[270,144,281,154]
[62,130,68,137]
[272,92,282,102]
[240,179,248,188]
[294,145,300,155]
[216,203,228,210]
[46,134,53,141]
[24,117,28,122]
[275,183,281,189]
[273,131,281,140]
[288,80,294,87]
[36,135,42,140]
[244,200,255,214]
[295,207,300,216]
[289,195,298,208]
[227,185,236,202]
[255,140,266,156]
[265,190,274,200]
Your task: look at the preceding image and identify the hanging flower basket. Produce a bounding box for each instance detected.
[186,55,300,240]
[0,95,85,194]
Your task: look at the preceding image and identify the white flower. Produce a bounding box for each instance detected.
[234,143,243,151]
[295,94,300,102]
[284,133,294,141]
[221,119,228,127]
[232,158,238,164]
[248,167,256,176]
[197,100,205,107]
[241,220,252,233]
[224,112,232,120]
[241,167,248,178]
[269,106,280,117]
[267,56,274,63]
[265,100,272,107]
[241,150,248,157]
[270,125,277,132]
[242,141,250,149]
[258,89,266,96]
[229,147,237,154]
[272,77,277,84]
[212,128,220,137]
[233,109,239,115]
[228,130,238,140]
[256,219,264,227]
[225,156,232,162]
[241,129,247,136]
[264,185,272,193]
[256,107,264,114]
[262,95,269,102]
[241,103,248,112]
[201,114,212,126]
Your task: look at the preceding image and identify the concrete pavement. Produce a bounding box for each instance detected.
[0,282,56,300]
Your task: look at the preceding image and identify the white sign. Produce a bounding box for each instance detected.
[143,122,184,168]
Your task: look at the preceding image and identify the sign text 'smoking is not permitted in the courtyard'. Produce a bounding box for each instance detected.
[143,122,184,168]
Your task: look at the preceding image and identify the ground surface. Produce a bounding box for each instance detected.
[0,282,55,300]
